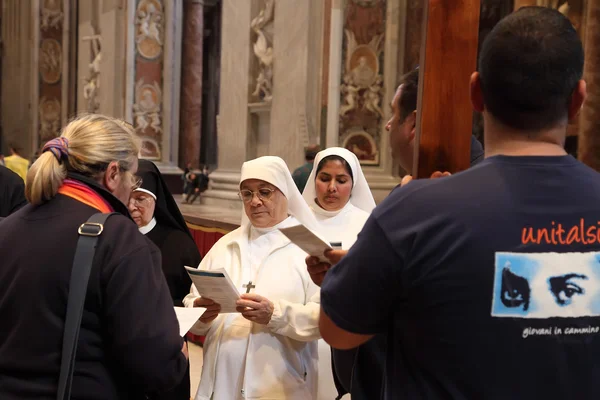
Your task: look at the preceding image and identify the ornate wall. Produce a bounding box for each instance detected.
[125,0,183,172]
[338,0,386,166]
[37,0,68,145]
[131,0,166,161]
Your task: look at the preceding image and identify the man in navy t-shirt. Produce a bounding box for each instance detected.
[317,7,598,399]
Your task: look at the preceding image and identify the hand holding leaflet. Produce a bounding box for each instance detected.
[278,224,333,262]
[185,266,241,313]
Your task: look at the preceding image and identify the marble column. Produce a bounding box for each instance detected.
[179,0,203,169]
[201,0,254,209]
[269,0,323,169]
[578,2,600,171]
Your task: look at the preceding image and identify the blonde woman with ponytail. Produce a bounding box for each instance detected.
[0,114,189,399]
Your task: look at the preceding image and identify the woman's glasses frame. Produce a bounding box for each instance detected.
[238,188,276,203]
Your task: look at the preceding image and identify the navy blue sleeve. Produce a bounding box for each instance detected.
[320,215,402,335]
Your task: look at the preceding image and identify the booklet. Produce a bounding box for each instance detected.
[185,267,241,313]
[174,306,206,337]
[278,224,333,263]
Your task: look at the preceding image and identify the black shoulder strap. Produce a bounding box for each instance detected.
[57,212,117,400]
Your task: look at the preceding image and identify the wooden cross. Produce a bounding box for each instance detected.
[413,0,482,179]
[243,281,256,293]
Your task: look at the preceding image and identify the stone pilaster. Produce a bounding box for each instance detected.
[578,2,600,171]
[201,0,254,209]
[268,0,323,169]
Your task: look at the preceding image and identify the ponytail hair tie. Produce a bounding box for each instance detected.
[42,137,69,162]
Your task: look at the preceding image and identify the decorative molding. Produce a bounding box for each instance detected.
[250,0,275,102]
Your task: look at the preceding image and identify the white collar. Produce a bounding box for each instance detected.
[138,217,157,235]
[310,200,352,218]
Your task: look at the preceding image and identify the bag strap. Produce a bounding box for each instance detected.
[57,212,117,400]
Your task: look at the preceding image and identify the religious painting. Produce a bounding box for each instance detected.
[38,97,61,141]
[135,0,164,60]
[342,129,379,165]
[339,0,386,166]
[39,39,62,84]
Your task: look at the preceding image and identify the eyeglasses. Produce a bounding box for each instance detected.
[238,188,276,203]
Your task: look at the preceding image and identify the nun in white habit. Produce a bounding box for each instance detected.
[183,156,322,400]
[302,147,376,249]
[302,147,376,400]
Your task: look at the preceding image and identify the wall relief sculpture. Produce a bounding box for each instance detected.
[250,0,275,102]
[135,0,164,60]
[39,38,62,84]
[133,79,162,135]
[82,34,102,113]
[41,0,64,30]
[339,0,385,166]
[340,32,384,118]
[39,97,61,140]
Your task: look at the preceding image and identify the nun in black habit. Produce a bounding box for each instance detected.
[129,159,202,400]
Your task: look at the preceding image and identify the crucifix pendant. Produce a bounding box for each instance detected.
[243,281,256,293]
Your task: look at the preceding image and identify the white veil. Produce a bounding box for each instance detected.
[239,156,322,233]
[302,147,376,213]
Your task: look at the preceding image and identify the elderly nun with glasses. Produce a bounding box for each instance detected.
[129,159,202,400]
[184,156,323,400]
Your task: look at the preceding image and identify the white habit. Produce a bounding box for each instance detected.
[302,147,376,400]
[184,156,323,400]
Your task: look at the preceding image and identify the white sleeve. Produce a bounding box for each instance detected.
[182,251,216,335]
[183,281,200,308]
[266,279,321,342]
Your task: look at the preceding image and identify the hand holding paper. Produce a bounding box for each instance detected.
[305,249,349,287]
[185,266,241,313]
[279,224,332,262]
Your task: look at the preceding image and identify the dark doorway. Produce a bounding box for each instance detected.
[200,1,222,170]
[472,0,514,147]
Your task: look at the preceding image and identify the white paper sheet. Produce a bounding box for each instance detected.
[174,306,206,337]
[185,266,241,313]
[279,224,333,262]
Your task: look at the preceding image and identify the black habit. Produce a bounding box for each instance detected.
[0,164,27,217]
[136,160,202,400]
[0,173,187,400]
